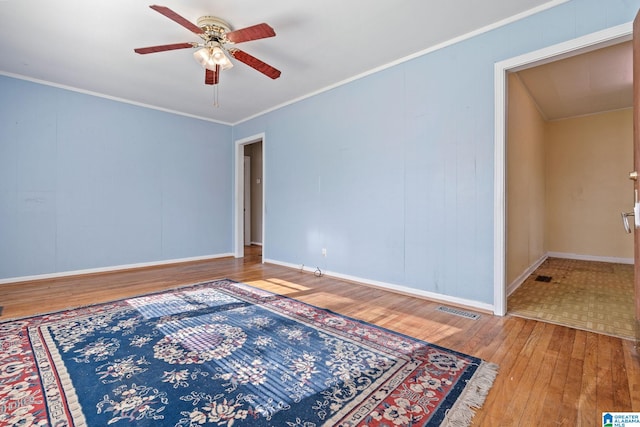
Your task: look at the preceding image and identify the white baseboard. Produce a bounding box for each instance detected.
[264,258,494,313]
[0,252,235,285]
[507,254,548,296]
[546,251,633,265]
[250,242,263,246]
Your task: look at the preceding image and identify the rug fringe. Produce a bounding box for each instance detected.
[441,361,499,427]
[40,327,88,426]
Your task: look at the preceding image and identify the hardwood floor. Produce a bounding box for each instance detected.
[1,246,639,426]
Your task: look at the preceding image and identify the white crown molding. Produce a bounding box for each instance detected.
[233,1,571,125]
[0,71,232,126]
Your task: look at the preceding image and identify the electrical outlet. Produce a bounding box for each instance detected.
[322,248,327,257]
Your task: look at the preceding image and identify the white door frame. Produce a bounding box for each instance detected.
[234,132,265,260]
[493,23,632,316]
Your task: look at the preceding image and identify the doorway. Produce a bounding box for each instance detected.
[234,133,265,260]
[494,23,634,316]
[244,155,252,246]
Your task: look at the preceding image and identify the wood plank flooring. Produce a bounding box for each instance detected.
[1,246,638,426]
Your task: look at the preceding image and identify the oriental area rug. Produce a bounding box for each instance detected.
[0,279,498,426]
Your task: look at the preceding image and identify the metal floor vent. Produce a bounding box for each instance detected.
[436,305,480,320]
[535,275,552,282]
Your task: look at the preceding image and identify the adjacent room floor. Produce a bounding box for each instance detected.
[508,257,635,340]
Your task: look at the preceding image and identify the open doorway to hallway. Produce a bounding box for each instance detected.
[504,39,634,338]
[235,133,265,260]
[244,141,263,248]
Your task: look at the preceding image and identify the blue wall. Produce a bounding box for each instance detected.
[2,0,638,308]
[0,77,232,279]
[234,0,640,305]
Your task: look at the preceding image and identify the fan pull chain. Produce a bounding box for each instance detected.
[213,84,220,108]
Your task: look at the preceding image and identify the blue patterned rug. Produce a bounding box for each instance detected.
[0,279,498,426]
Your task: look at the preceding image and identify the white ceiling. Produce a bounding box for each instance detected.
[516,40,633,121]
[0,0,578,124]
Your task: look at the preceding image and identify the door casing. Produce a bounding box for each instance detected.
[493,23,633,316]
[632,10,640,346]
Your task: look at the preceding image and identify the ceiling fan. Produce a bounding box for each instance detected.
[134,5,281,87]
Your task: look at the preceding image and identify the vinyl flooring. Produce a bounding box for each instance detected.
[508,257,635,340]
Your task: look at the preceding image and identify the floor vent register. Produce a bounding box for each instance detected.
[436,305,480,320]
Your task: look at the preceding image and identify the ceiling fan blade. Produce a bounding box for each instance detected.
[226,23,275,43]
[134,42,194,54]
[149,5,203,34]
[229,49,281,79]
[205,66,220,85]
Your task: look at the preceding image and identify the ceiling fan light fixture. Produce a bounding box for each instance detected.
[193,47,213,68]
[210,46,225,62]
[193,46,233,71]
[211,46,234,70]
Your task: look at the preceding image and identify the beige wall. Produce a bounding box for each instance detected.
[545,109,633,259]
[507,72,633,287]
[507,73,547,285]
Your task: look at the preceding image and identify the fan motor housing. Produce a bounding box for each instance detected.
[196,15,231,43]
